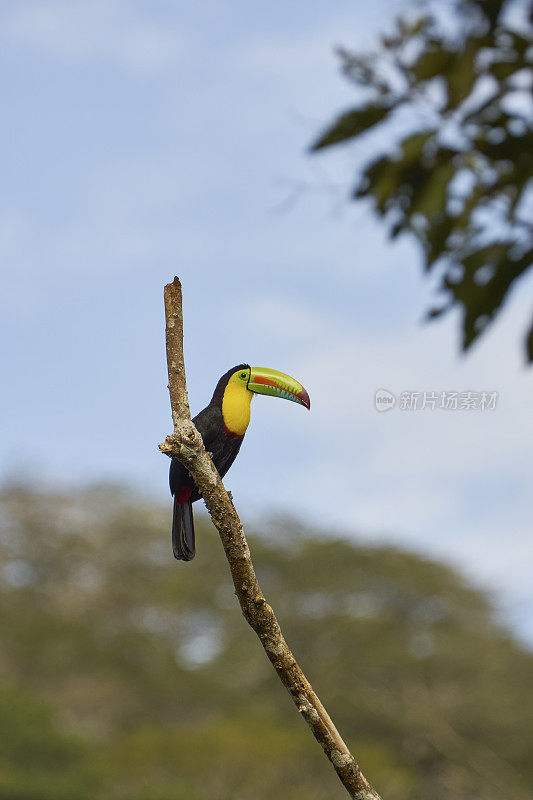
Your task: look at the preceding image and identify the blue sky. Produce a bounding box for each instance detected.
[1,0,532,641]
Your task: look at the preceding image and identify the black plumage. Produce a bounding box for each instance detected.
[169,365,248,561]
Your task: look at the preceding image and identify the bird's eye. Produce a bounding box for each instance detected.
[240,372,247,380]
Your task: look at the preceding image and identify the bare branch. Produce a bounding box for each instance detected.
[163,277,190,429]
[159,276,382,800]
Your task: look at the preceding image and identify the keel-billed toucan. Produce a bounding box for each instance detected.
[169,364,310,561]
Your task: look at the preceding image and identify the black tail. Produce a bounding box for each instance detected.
[172,498,195,561]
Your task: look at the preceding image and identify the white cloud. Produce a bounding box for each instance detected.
[2,0,186,76]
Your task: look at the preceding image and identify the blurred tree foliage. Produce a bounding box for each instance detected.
[0,686,96,800]
[312,0,533,362]
[0,485,532,799]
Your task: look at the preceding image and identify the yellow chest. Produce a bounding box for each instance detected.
[221,383,253,436]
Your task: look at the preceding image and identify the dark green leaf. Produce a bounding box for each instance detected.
[451,246,532,350]
[399,16,427,38]
[425,305,449,320]
[446,42,479,109]
[424,215,455,268]
[475,130,533,163]
[480,0,504,28]
[400,130,435,164]
[390,219,406,239]
[412,47,455,81]
[508,32,531,59]
[310,105,390,151]
[410,161,456,219]
[489,61,518,80]
[355,156,402,214]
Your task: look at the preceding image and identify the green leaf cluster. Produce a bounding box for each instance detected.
[312,0,533,361]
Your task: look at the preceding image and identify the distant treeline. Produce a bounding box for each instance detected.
[0,485,531,800]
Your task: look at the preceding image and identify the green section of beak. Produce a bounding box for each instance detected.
[247,367,310,410]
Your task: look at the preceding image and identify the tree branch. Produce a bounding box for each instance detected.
[163,278,190,429]
[159,277,382,800]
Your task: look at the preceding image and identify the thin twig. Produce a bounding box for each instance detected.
[159,276,382,800]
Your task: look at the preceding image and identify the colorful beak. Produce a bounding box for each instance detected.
[247,367,310,410]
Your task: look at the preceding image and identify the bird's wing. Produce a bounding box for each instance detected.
[192,404,223,449]
[193,404,244,478]
[170,405,235,501]
[168,405,218,497]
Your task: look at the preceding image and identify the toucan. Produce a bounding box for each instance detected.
[169,364,310,561]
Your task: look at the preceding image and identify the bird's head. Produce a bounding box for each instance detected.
[211,364,310,436]
[212,364,310,409]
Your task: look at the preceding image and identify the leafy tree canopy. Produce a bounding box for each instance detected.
[0,485,532,799]
[0,686,96,800]
[312,0,533,362]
